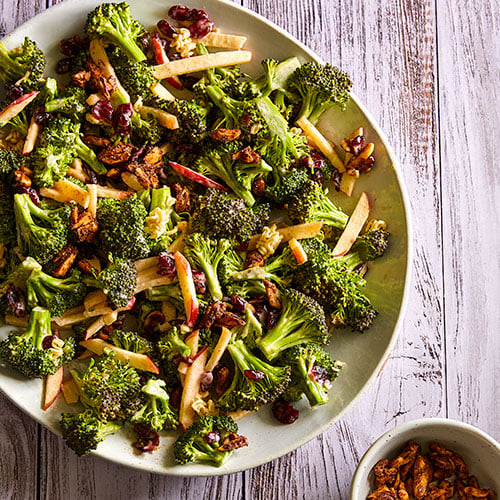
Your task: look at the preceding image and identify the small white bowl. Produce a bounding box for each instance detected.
[351,418,500,499]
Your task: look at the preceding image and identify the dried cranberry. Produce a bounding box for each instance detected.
[272,400,299,424]
[7,84,24,100]
[133,439,155,452]
[42,335,57,350]
[200,371,214,391]
[331,167,342,191]
[310,365,329,385]
[16,186,40,204]
[266,308,280,329]
[190,9,209,20]
[351,135,364,148]
[132,424,160,453]
[55,58,72,74]
[310,153,325,169]
[365,155,375,166]
[231,295,247,315]
[189,18,213,38]
[244,369,265,380]
[170,385,182,408]
[168,5,192,21]
[5,285,26,317]
[205,431,220,443]
[192,269,207,294]
[60,35,85,57]
[92,100,114,122]
[112,103,133,137]
[253,303,268,325]
[157,252,176,276]
[157,19,177,38]
[313,169,324,184]
[34,109,51,127]
[241,115,251,127]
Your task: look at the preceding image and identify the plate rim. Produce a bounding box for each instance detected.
[0,0,413,476]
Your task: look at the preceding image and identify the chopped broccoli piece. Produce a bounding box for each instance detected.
[70,351,143,422]
[60,409,122,456]
[161,99,210,143]
[280,344,343,407]
[0,306,75,377]
[130,378,178,431]
[352,229,390,261]
[156,326,191,360]
[85,2,146,62]
[257,289,329,361]
[26,268,87,317]
[0,149,23,178]
[287,62,352,124]
[108,330,153,355]
[0,256,41,297]
[191,189,270,242]
[14,193,70,264]
[217,339,291,411]
[174,416,246,466]
[265,166,310,205]
[288,180,348,229]
[44,86,88,120]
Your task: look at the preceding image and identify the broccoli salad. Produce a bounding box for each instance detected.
[0,2,389,467]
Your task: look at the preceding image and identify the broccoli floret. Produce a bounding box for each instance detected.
[14,193,70,264]
[0,37,45,90]
[26,268,87,317]
[60,409,122,456]
[292,237,378,332]
[218,246,245,289]
[184,233,231,300]
[287,62,352,124]
[30,143,74,188]
[257,289,329,361]
[174,416,246,466]
[0,148,23,177]
[130,111,164,146]
[160,99,210,143]
[130,378,178,431]
[224,280,266,300]
[0,180,15,246]
[145,280,181,302]
[107,46,157,103]
[144,187,180,254]
[71,351,143,422]
[280,344,343,407]
[85,2,146,62]
[0,256,41,297]
[233,307,263,350]
[156,326,191,360]
[252,57,301,98]
[83,257,136,309]
[0,306,75,377]
[352,229,390,261]
[229,248,295,289]
[191,189,270,242]
[97,195,150,260]
[108,330,153,355]
[44,86,88,120]
[217,339,291,411]
[288,180,348,229]
[265,166,310,205]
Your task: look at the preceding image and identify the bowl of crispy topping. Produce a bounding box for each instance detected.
[350,418,500,500]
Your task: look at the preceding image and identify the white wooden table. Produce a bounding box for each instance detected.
[0,0,498,498]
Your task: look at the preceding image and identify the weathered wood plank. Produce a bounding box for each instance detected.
[240,0,444,498]
[436,0,500,439]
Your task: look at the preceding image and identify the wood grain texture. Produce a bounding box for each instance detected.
[0,0,498,498]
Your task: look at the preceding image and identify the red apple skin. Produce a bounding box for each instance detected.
[0,91,40,125]
[168,161,229,192]
[151,36,184,89]
[174,251,199,328]
[43,366,64,410]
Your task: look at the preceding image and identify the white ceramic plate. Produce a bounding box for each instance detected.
[0,0,412,475]
[350,418,500,498]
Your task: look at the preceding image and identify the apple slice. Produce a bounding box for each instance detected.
[288,238,308,265]
[178,330,199,376]
[138,105,179,129]
[61,378,79,405]
[179,346,208,430]
[42,366,64,410]
[201,32,247,50]
[205,327,232,372]
[332,192,371,257]
[151,34,184,90]
[22,114,40,155]
[79,339,160,374]
[169,161,229,192]
[174,251,199,328]
[0,91,39,127]
[339,172,357,197]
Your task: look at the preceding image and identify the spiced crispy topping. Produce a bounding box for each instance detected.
[97,142,134,165]
[210,128,242,142]
[213,365,231,395]
[263,280,281,310]
[217,432,249,451]
[172,183,192,213]
[87,59,117,101]
[231,145,260,163]
[70,206,99,243]
[52,244,78,277]
[200,301,228,329]
[83,135,111,148]
[244,250,265,269]
[70,69,91,88]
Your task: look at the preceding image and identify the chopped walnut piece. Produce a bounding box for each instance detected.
[87,60,117,101]
[210,128,242,142]
[244,250,265,269]
[83,135,111,148]
[142,146,163,165]
[98,142,134,164]
[172,183,192,213]
[217,432,248,451]
[13,168,32,189]
[70,69,91,88]
[201,301,228,329]
[214,312,246,328]
[231,145,260,163]
[70,206,99,243]
[413,455,433,499]
[126,146,164,189]
[52,244,78,277]
[263,280,281,310]
[213,365,231,395]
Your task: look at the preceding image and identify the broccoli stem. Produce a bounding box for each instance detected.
[109,30,146,63]
[0,42,23,80]
[74,137,107,175]
[21,307,50,350]
[296,355,328,406]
